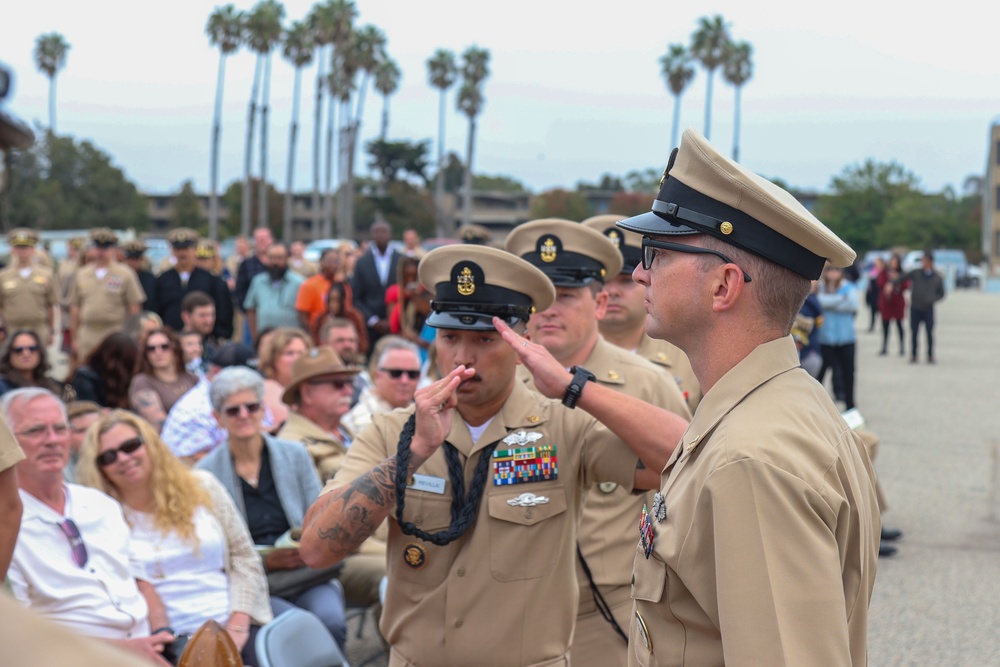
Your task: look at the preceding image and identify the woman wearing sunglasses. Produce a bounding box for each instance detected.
[0,329,73,400]
[342,335,422,436]
[129,328,198,433]
[76,409,272,665]
[194,366,348,651]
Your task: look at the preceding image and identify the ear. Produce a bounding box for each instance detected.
[592,289,609,320]
[709,265,748,313]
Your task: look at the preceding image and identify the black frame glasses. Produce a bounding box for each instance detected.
[222,402,262,418]
[59,518,89,568]
[96,437,144,467]
[145,342,172,353]
[641,237,752,283]
[12,345,40,354]
[379,368,420,381]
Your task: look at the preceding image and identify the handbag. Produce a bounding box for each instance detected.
[266,562,344,599]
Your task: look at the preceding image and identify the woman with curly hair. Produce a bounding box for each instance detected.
[0,329,73,400]
[76,410,272,665]
[257,327,311,429]
[70,332,139,409]
[129,328,198,433]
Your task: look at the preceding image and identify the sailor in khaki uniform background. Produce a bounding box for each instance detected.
[67,228,146,363]
[583,215,702,413]
[505,218,691,667]
[300,244,684,667]
[0,229,60,346]
[618,128,879,666]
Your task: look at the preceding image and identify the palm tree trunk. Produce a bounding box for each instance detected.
[671,94,682,151]
[311,48,325,241]
[703,70,715,140]
[323,90,337,239]
[284,67,303,244]
[242,56,263,237]
[335,108,350,239]
[49,75,57,133]
[210,53,228,241]
[435,89,448,238]
[344,75,371,240]
[379,96,389,141]
[462,116,476,227]
[732,85,742,162]
[258,55,273,232]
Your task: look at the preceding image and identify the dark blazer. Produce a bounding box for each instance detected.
[350,247,400,324]
[136,269,156,312]
[152,267,234,340]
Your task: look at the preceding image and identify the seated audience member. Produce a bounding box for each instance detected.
[275,347,387,615]
[129,328,198,433]
[65,400,103,482]
[342,335,422,436]
[0,329,73,400]
[160,343,274,463]
[257,327,311,430]
[76,410,273,665]
[3,388,174,666]
[311,281,368,356]
[180,290,223,352]
[321,317,370,405]
[123,311,164,344]
[70,332,139,409]
[196,367,347,650]
[179,329,206,378]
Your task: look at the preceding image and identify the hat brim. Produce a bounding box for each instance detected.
[426,310,528,331]
[281,367,361,406]
[616,210,699,237]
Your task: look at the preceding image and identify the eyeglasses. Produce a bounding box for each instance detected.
[13,345,40,354]
[96,437,144,467]
[308,378,354,390]
[16,423,70,440]
[380,368,420,381]
[641,237,752,283]
[146,343,171,353]
[59,518,89,568]
[222,402,262,418]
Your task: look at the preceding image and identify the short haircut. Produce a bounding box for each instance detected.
[181,290,214,314]
[318,247,337,262]
[2,387,65,427]
[320,316,357,342]
[209,366,266,412]
[369,335,422,375]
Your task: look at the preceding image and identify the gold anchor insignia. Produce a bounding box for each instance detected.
[540,238,558,263]
[456,266,475,296]
[720,221,734,235]
[607,230,621,248]
[527,415,540,423]
[607,370,620,380]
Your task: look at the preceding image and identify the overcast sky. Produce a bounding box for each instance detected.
[3,0,999,197]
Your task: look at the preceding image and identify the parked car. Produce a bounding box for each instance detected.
[303,238,358,262]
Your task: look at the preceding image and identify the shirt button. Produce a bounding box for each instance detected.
[457,568,466,577]
[415,516,424,526]
[524,509,533,520]
[455,619,463,628]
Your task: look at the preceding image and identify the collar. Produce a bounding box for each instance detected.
[581,335,627,386]
[283,411,345,448]
[446,381,553,456]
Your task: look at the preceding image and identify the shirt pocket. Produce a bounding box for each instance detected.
[392,493,454,587]
[487,487,568,582]
[631,546,667,667]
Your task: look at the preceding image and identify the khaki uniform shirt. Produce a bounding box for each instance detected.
[68,263,146,360]
[0,265,59,342]
[636,335,702,414]
[629,337,879,667]
[323,381,639,667]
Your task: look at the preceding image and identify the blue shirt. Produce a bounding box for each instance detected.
[817,281,858,346]
[243,271,305,332]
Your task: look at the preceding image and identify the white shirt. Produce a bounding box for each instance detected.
[8,484,151,640]
[125,505,230,634]
[372,245,392,285]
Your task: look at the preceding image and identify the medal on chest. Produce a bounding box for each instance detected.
[639,505,655,559]
[492,431,557,485]
[651,492,667,522]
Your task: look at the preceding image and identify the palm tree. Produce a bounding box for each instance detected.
[722,41,753,162]
[281,19,314,243]
[659,44,695,151]
[245,0,285,232]
[205,5,243,241]
[457,46,490,228]
[307,1,336,239]
[426,49,458,237]
[33,33,70,133]
[375,57,401,141]
[689,15,731,140]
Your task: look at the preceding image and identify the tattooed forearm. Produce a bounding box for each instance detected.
[302,457,399,567]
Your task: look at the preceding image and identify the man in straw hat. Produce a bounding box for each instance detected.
[506,217,691,667]
[0,228,60,346]
[553,128,876,665]
[300,244,686,666]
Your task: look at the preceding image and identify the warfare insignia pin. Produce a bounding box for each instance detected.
[651,492,666,522]
[506,492,550,507]
[402,543,428,570]
[502,431,543,447]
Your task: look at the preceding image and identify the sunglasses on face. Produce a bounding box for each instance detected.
[309,378,353,390]
[96,437,144,467]
[222,402,262,418]
[13,345,40,354]
[146,343,171,353]
[59,518,89,568]
[380,368,420,380]
[641,237,753,283]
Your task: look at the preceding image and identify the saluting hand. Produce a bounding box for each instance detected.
[493,317,573,400]
[409,365,473,464]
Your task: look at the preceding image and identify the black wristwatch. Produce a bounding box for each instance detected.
[562,366,596,409]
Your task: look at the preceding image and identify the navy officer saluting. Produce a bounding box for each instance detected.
[301,245,685,667]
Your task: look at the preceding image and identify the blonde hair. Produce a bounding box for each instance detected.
[75,410,211,545]
[258,327,311,380]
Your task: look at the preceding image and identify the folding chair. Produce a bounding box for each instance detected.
[256,608,350,667]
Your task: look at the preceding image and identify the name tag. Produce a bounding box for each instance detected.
[407,474,446,495]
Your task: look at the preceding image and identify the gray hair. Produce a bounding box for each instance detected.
[370,335,422,375]
[1,387,66,428]
[209,366,265,412]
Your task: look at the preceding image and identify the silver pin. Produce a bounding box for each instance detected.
[652,492,666,522]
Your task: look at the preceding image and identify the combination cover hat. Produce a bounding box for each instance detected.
[418,245,555,331]
[581,214,643,274]
[505,218,623,287]
[8,228,39,247]
[617,128,855,280]
[90,227,119,248]
[122,239,147,258]
[167,228,199,248]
